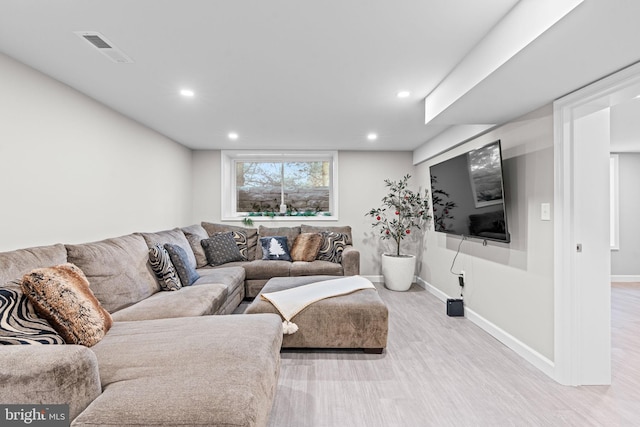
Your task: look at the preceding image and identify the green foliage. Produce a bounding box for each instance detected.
[366,174,432,256]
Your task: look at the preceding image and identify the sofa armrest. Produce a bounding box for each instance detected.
[0,345,101,421]
[341,245,360,276]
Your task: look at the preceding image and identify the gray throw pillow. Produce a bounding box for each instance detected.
[201,233,245,266]
[0,285,65,345]
[164,244,200,286]
[148,244,182,291]
[260,236,292,261]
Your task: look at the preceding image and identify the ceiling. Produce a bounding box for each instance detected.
[0,0,639,152]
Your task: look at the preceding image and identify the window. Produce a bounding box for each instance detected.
[610,154,619,250]
[222,151,338,221]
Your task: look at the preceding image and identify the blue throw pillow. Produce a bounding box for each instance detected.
[260,236,292,261]
[164,244,200,286]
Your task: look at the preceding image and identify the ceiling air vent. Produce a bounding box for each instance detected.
[74,31,134,64]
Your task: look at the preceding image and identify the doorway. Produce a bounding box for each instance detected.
[553,61,640,385]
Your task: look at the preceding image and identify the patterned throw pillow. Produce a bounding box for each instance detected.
[316,231,348,263]
[21,263,113,347]
[148,244,182,291]
[290,233,323,262]
[164,244,200,286]
[0,286,65,345]
[229,230,249,261]
[260,236,292,261]
[201,232,245,266]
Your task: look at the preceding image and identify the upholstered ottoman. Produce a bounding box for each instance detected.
[245,275,388,353]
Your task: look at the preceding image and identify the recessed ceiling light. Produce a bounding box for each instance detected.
[397,91,411,98]
[367,133,378,141]
[228,132,239,140]
[180,89,195,97]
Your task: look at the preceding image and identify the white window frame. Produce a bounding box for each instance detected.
[221,150,339,222]
[610,154,619,250]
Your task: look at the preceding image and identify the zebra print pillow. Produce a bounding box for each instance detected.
[0,285,65,345]
[148,244,182,291]
[316,231,348,264]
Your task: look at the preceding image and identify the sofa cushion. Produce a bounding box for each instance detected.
[317,231,349,263]
[0,285,65,345]
[21,263,112,347]
[0,345,101,421]
[201,232,245,266]
[66,234,159,313]
[110,283,228,321]
[0,244,68,285]
[290,232,323,262]
[260,236,292,261]
[148,244,182,291]
[195,266,246,307]
[290,260,344,277]
[164,244,200,286]
[181,224,209,268]
[256,225,300,260]
[301,224,353,245]
[240,260,291,280]
[202,222,258,261]
[76,314,282,427]
[140,228,197,270]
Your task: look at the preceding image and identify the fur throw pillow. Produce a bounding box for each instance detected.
[290,233,323,262]
[21,263,112,347]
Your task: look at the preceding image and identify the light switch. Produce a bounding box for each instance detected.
[541,203,551,221]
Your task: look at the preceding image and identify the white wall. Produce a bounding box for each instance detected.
[0,53,193,251]
[611,153,640,276]
[415,105,555,360]
[190,150,414,275]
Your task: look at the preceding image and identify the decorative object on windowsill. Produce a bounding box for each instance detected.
[242,201,331,224]
[241,210,332,226]
[366,174,431,291]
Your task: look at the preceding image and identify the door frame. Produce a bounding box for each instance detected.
[553,61,640,385]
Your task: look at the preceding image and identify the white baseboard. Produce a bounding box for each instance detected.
[362,275,418,285]
[611,275,640,282]
[415,277,556,379]
[362,275,383,283]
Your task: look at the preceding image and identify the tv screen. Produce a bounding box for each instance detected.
[429,140,510,243]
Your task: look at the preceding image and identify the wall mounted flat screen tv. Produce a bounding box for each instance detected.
[429,140,510,243]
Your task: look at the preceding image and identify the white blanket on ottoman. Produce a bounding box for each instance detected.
[260,276,376,334]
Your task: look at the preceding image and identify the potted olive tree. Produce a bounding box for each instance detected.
[366,174,431,291]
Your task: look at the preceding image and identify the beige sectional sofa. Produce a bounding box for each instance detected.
[200,223,360,297]
[0,221,360,426]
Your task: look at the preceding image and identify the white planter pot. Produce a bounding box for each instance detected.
[381,254,416,291]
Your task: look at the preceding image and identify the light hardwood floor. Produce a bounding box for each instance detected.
[259,282,640,427]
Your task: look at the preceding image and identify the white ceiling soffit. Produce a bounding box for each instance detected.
[413,124,495,164]
[424,0,584,125]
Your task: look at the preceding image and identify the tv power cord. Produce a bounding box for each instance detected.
[450,235,466,298]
